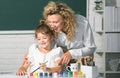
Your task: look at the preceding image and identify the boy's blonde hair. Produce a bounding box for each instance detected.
[43,1,77,41]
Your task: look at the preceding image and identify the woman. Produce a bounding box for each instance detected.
[43,1,97,65]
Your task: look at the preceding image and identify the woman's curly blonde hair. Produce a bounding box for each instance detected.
[43,1,77,41]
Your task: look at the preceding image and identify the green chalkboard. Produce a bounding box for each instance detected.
[0,0,86,30]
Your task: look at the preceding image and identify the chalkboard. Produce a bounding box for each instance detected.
[0,0,86,30]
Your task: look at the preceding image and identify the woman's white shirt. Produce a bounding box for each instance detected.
[27,43,63,73]
[55,15,97,59]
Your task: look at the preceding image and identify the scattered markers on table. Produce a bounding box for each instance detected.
[29,71,84,78]
[29,60,84,78]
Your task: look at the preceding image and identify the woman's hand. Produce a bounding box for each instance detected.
[58,52,72,66]
[16,66,27,76]
[22,52,29,65]
[16,52,30,76]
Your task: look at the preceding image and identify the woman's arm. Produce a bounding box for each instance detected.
[16,54,31,76]
[69,18,97,59]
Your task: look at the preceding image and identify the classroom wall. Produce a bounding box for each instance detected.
[0,33,35,73]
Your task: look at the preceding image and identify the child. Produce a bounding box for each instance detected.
[16,20,63,76]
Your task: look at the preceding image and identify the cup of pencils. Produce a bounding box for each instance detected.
[81,56,95,66]
[80,56,98,78]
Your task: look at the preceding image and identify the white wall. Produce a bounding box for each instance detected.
[87,0,105,73]
[0,31,35,73]
[117,0,120,7]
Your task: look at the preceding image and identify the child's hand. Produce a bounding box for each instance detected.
[16,66,27,76]
[39,63,47,72]
[55,59,61,66]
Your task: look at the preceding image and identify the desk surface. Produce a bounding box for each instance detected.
[0,74,83,78]
[0,74,102,78]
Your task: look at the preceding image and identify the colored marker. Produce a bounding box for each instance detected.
[30,72,33,78]
[68,71,73,77]
[32,61,48,73]
[39,72,43,77]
